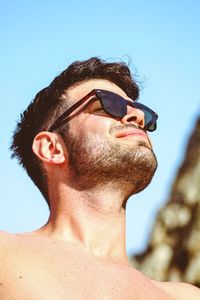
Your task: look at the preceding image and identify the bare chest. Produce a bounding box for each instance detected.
[0,242,172,300]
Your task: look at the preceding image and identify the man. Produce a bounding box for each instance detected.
[1,57,199,299]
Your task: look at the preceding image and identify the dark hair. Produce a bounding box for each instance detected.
[10,57,140,206]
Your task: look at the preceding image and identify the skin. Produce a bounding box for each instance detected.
[1,79,200,299]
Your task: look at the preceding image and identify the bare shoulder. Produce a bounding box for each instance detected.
[0,230,36,261]
[0,230,19,257]
[0,230,12,239]
[152,280,200,300]
[0,231,19,275]
[0,230,16,247]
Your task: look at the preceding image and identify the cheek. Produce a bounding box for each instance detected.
[146,133,153,148]
[72,114,114,136]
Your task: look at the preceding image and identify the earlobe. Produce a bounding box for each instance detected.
[32,132,66,165]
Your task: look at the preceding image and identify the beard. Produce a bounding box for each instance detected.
[64,124,158,195]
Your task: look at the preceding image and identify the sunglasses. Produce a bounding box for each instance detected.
[49,89,158,132]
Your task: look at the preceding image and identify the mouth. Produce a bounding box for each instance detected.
[116,130,147,139]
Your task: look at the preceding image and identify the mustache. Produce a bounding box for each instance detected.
[109,123,142,134]
[109,123,153,150]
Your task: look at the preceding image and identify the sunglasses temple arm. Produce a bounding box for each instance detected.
[49,91,95,131]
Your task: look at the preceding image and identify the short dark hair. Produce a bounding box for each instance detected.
[10,57,140,207]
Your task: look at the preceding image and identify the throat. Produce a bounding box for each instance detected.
[45,185,129,263]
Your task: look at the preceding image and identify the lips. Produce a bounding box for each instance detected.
[116,130,147,138]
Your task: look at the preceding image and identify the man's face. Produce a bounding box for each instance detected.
[63,79,157,195]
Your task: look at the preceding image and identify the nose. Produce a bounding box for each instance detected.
[120,107,145,128]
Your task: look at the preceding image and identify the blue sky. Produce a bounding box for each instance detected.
[1,1,200,256]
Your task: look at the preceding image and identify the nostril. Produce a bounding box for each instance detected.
[127,116,137,122]
[126,115,144,128]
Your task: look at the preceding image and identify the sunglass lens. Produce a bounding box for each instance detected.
[146,122,157,132]
[97,90,127,118]
[132,102,157,132]
[96,90,157,132]
[142,109,152,125]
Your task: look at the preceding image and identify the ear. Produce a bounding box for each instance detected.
[32,131,66,165]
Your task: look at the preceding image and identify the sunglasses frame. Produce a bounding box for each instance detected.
[48,89,158,132]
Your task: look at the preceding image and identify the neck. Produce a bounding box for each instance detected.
[40,181,132,266]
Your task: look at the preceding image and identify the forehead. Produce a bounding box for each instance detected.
[67,79,131,104]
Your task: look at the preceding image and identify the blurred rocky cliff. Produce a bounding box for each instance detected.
[131,116,200,287]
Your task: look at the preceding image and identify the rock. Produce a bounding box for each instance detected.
[131,117,200,287]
